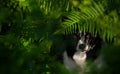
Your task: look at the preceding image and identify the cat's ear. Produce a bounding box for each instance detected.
[84,32,90,44]
[76,31,83,39]
[85,32,91,39]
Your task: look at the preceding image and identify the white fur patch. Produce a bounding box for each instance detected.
[73,51,86,68]
[63,51,78,70]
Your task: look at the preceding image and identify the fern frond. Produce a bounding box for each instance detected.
[62,2,104,33]
[62,1,116,42]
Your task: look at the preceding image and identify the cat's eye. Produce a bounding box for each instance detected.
[79,44,86,50]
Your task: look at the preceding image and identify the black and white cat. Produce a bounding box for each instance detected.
[63,32,103,73]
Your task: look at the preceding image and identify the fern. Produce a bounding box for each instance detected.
[61,1,117,42]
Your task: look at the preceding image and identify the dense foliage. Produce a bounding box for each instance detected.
[0,0,120,74]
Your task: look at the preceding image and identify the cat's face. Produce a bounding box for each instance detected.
[76,32,95,52]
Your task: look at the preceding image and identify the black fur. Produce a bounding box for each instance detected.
[63,32,102,69]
